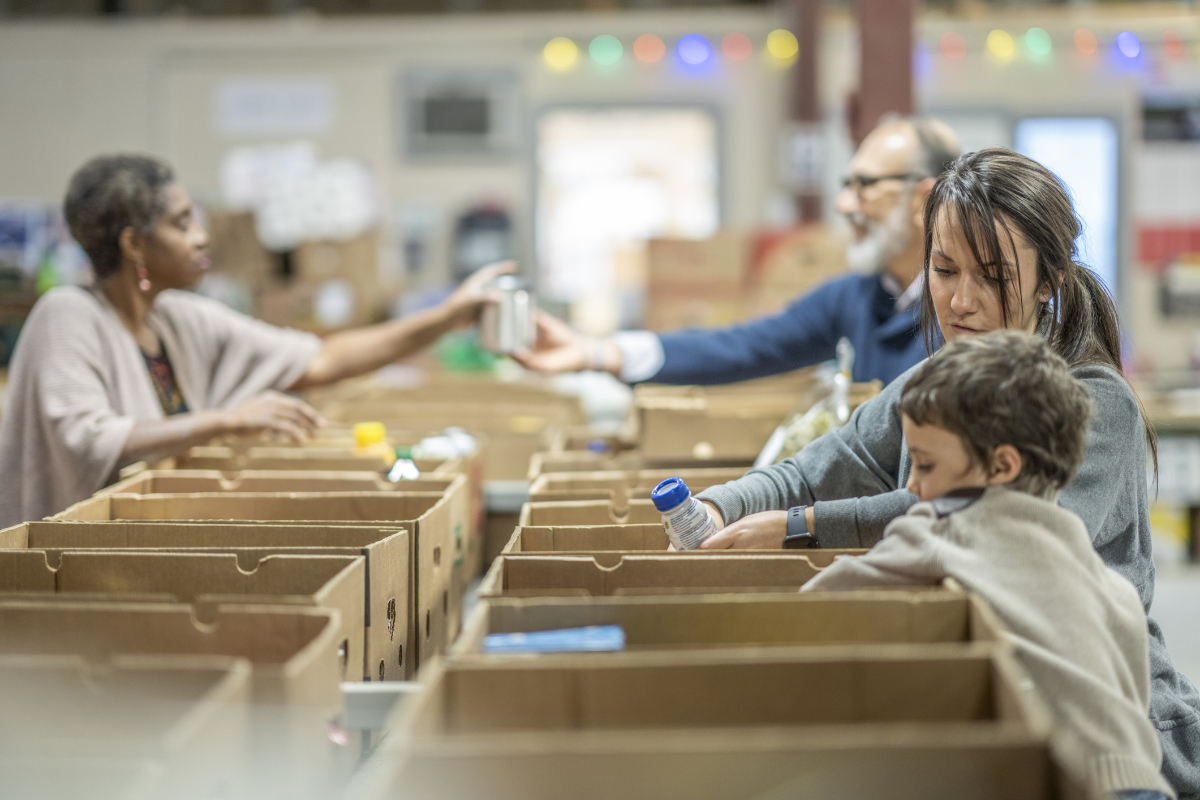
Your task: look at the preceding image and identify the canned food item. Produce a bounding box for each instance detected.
[480,275,536,355]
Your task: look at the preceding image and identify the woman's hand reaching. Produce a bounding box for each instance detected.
[444,260,517,327]
[699,510,787,550]
[221,391,326,444]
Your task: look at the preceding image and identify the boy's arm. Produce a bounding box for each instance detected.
[801,510,948,592]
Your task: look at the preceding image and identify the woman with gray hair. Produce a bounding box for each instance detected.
[0,154,509,526]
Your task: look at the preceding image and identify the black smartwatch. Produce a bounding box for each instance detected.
[783,505,819,549]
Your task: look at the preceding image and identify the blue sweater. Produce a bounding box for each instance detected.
[653,273,931,386]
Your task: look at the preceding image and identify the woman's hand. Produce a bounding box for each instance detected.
[221,391,325,444]
[444,261,517,327]
[699,510,787,550]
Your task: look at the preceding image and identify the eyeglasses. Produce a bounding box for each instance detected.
[841,173,923,194]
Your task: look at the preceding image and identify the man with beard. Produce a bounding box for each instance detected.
[515,115,960,386]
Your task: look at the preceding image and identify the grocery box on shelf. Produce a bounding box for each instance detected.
[51,485,467,667]
[175,445,460,476]
[378,647,1059,800]
[528,467,746,504]
[0,551,365,684]
[476,552,864,599]
[454,589,1000,657]
[526,451,754,480]
[0,521,412,680]
[0,653,250,800]
[517,500,661,527]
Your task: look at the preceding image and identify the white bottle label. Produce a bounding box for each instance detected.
[663,497,718,550]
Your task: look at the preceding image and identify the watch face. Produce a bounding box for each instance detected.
[784,533,816,550]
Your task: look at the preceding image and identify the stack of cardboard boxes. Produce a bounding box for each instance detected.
[0,364,1089,799]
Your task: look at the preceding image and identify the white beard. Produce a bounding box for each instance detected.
[844,194,913,275]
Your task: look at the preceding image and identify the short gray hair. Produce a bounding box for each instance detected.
[878,113,962,180]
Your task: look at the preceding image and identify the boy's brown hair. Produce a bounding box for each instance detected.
[899,330,1094,497]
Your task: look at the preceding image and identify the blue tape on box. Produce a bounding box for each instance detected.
[481,625,626,655]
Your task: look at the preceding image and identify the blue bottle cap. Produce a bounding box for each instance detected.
[650,477,691,512]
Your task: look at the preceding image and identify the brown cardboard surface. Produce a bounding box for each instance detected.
[0,600,340,708]
[99,469,458,497]
[453,591,995,657]
[0,521,412,681]
[0,653,250,800]
[517,500,662,528]
[526,450,754,479]
[50,485,463,672]
[501,524,670,555]
[379,649,1059,800]
[0,551,365,684]
[528,467,747,504]
[476,553,863,598]
[90,473,476,647]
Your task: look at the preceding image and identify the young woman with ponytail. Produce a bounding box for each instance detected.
[693,148,1200,796]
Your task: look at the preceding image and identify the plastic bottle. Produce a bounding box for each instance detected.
[650,478,718,550]
[353,422,397,469]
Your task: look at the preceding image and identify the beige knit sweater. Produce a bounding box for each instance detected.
[0,286,321,527]
[803,486,1175,798]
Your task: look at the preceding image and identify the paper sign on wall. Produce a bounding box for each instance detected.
[213,79,337,138]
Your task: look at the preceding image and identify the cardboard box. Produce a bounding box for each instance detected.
[517,500,662,528]
[379,648,1059,800]
[0,600,339,707]
[99,469,458,498]
[93,468,483,643]
[175,446,458,475]
[0,599,344,800]
[634,389,804,464]
[500,523,868,560]
[528,467,747,505]
[0,653,250,800]
[51,485,466,670]
[476,552,865,598]
[0,551,365,684]
[0,521,412,681]
[454,590,1001,657]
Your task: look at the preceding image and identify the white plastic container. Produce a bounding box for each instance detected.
[650,478,718,550]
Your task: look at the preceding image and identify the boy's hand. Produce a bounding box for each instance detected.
[699,510,787,550]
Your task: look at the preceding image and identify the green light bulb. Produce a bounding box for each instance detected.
[590,35,624,66]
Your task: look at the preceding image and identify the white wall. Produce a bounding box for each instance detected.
[0,11,806,290]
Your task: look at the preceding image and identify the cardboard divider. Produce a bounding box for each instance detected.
[476,553,867,598]
[526,451,755,480]
[528,467,747,505]
[0,600,345,800]
[0,599,340,708]
[98,469,458,497]
[454,591,1002,657]
[0,653,251,800]
[501,523,868,563]
[50,483,469,671]
[379,648,1060,800]
[518,500,662,528]
[0,521,413,681]
[0,551,366,684]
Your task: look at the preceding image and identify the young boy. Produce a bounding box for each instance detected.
[802,330,1175,800]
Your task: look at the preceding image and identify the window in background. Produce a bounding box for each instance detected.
[536,107,719,334]
[1015,117,1120,299]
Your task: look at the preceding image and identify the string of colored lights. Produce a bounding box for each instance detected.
[542,30,799,72]
[935,27,1191,62]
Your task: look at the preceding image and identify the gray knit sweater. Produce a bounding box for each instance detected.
[803,487,1174,797]
[698,362,1200,798]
